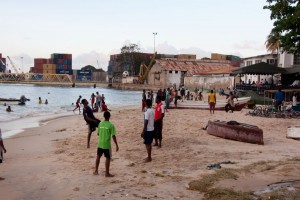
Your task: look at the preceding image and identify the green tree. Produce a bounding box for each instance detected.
[118,43,142,76]
[264,0,300,54]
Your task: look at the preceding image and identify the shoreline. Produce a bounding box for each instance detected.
[1,105,300,199]
[0,81,161,91]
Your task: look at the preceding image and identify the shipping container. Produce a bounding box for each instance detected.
[211,53,226,61]
[43,69,56,74]
[43,64,57,70]
[56,69,73,75]
[76,70,91,81]
[34,58,48,64]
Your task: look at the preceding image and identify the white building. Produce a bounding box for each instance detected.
[278,52,300,68]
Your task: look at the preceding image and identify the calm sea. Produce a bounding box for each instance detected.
[0,83,141,138]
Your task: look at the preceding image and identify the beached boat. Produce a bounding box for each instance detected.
[287,126,300,140]
[0,95,29,105]
[206,120,264,145]
[169,97,251,110]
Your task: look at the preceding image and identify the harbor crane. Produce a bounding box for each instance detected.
[7,56,20,74]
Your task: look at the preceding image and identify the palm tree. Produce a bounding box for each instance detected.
[265,30,281,67]
[265,31,281,53]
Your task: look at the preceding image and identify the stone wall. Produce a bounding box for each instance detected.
[184,75,234,89]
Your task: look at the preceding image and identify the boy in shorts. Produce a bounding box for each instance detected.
[94,111,119,177]
[141,99,155,162]
[82,99,101,148]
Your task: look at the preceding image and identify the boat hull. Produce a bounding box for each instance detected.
[0,100,24,105]
[169,97,250,111]
[206,120,264,145]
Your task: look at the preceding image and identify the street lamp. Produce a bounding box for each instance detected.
[21,57,23,73]
[153,32,157,53]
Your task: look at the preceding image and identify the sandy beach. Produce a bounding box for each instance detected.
[1,100,300,199]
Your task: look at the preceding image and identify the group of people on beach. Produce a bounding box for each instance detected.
[73,92,109,114]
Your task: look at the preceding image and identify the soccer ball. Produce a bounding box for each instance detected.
[122,71,129,78]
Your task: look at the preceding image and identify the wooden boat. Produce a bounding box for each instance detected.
[169,97,251,111]
[206,120,264,145]
[0,95,29,105]
[287,126,300,140]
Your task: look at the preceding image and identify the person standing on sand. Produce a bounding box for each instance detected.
[94,111,119,177]
[154,96,165,148]
[73,95,82,114]
[0,129,7,181]
[96,92,102,110]
[208,90,216,114]
[82,99,101,148]
[141,99,155,162]
[91,93,96,109]
[142,90,146,112]
[38,97,42,104]
[275,88,284,112]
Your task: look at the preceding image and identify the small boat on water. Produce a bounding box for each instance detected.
[206,120,264,145]
[287,126,300,140]
[169,97,251,110]
[0,95,30,105]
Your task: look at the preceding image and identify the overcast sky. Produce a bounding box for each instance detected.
[1,0,274,72]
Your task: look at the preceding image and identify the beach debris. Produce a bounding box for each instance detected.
[55,128,66,132]
[287,126,300,140]
[254,179,300,196]
[73,187,80,191]
[207,161,237,170]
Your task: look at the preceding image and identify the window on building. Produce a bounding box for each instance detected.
[294,55,300,65]
[255,60,262,64]
[246,61,253,66]
[175,71,178,74]
[267,59,275,65]
[169,71,172,74]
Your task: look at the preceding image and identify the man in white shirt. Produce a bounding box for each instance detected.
[96,92,102,111]
[141,99,155,162]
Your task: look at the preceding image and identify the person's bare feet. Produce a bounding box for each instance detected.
[105,173,114,177]
[153,143,158,146]
[0,177,5,181]
[144,157,152,162]
[93,171,99,175]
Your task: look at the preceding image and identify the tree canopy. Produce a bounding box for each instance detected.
[264,0,300,54]
[81,65,96,71]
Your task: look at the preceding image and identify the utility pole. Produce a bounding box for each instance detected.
[153,32,157,53]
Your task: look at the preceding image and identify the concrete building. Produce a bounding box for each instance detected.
[279,52,300,68]
[148,59,237,89]
[243,54,277,67]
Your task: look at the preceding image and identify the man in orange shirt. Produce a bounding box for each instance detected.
[208,90,216,114]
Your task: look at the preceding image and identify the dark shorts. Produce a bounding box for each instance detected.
[209,102,215,109]
[276,101,283,106]
[154,120,163,140]
[144,130,154,144]
[88,119,101,134]
[97,148,111,158]
[76,103,80,108]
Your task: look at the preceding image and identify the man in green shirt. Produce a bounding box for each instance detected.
[94,111,119,177]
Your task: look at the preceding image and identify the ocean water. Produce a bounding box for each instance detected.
[0,83,141,138]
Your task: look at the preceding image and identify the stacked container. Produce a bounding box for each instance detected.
[43,64,57,74]
[51,53,72,74]
[34,58,48,73]
[33,53,72,74]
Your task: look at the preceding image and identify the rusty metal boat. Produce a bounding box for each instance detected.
[206,120,264,145]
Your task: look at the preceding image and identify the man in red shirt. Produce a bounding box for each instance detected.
[154,96,165,148]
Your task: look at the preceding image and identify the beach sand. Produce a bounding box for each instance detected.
[1,101,300,199]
